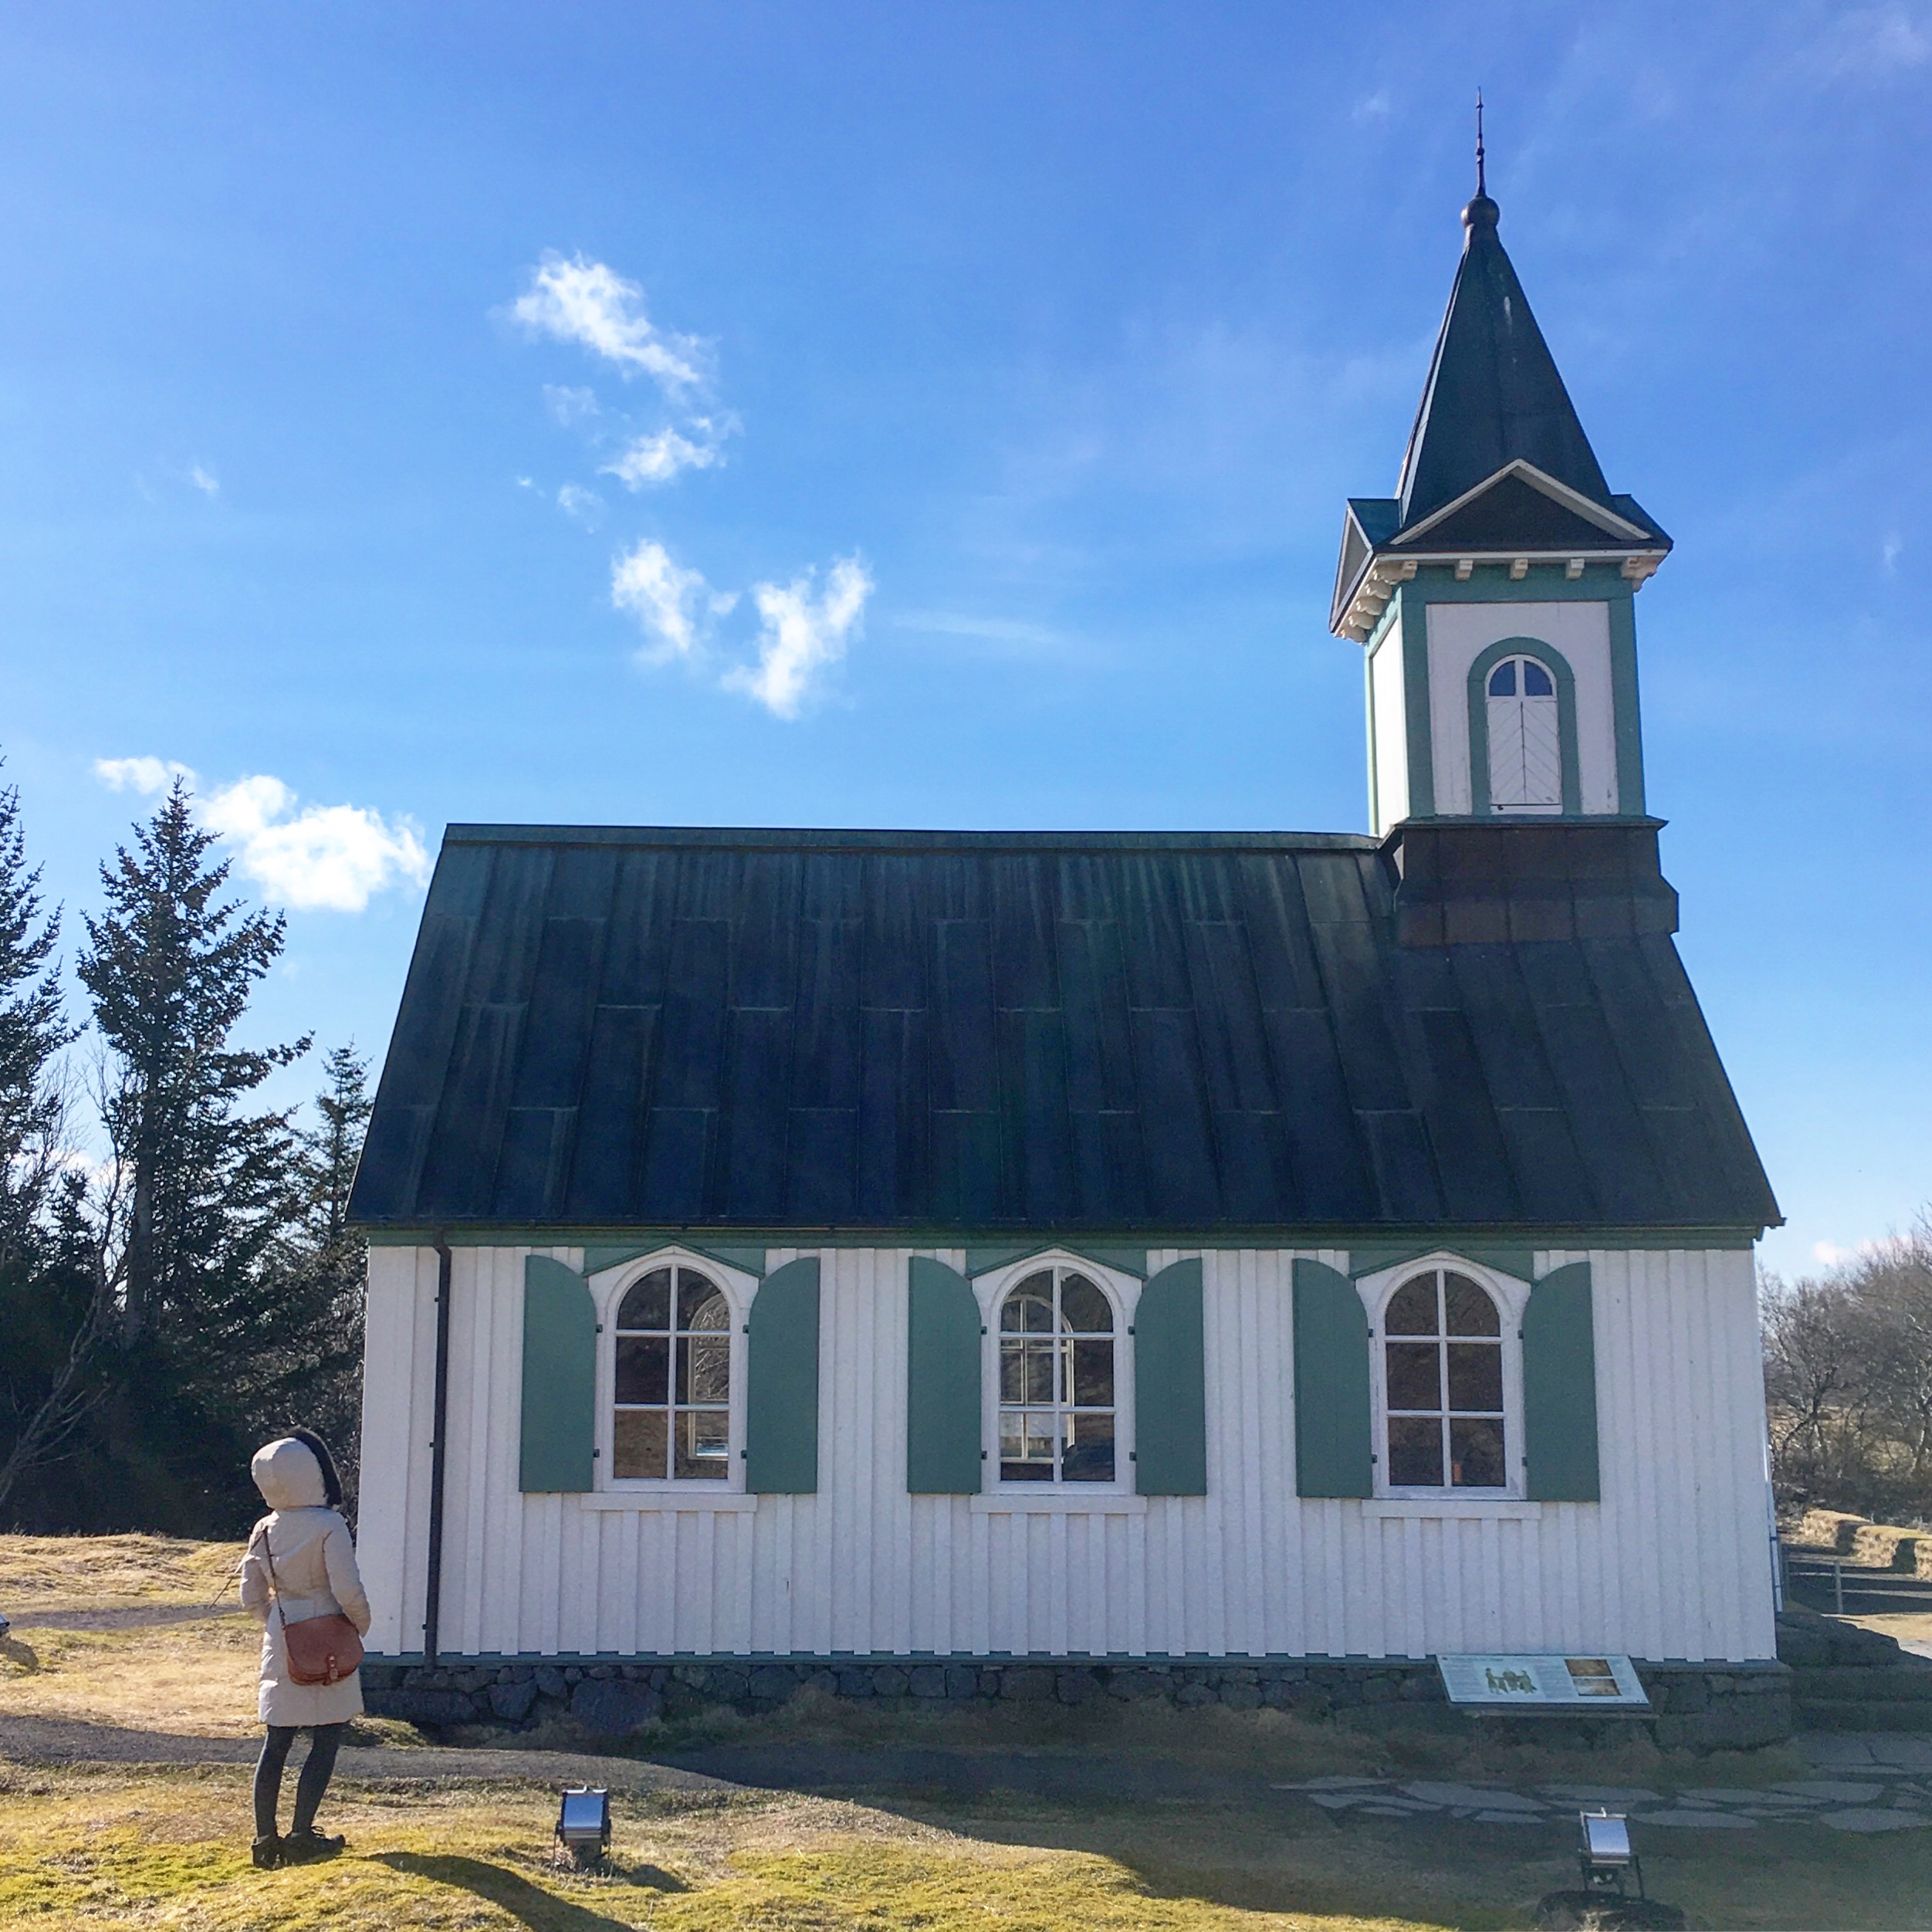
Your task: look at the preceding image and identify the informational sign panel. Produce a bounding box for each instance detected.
[1437,1653,1649,1707]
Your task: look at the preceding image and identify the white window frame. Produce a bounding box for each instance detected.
[587,1247,756,1497]
[1356,1252,1528,1503]
[973,1252,1139,1499]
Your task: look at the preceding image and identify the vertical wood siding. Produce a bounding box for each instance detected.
[357,1242,1775,1662]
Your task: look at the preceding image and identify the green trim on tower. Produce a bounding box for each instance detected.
[1606,590,1646,814]
[1398,587,1436,817]
[1466,636,1584,818]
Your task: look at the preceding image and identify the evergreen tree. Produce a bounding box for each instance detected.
[0,765,87,1515]
[77,780,310,1349]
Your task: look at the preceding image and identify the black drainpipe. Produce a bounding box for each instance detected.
[423,1233,453,1666]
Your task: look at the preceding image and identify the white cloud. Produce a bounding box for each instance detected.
[611,539,722,662]
[1352,90,1392,123]
[198,776,431,912]
[510,254,706,393]
[93,759,428,912]
[188,465,219,496]
[601,418,732,489]
[543,384,599,425]
[1812,1236,1895,1267]
[557,483,604,526]
[1883,531,1903,572]
[93,755,193,795]
[724,557,873,719]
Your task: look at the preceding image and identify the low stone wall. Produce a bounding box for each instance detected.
[362,1654,1790,1751]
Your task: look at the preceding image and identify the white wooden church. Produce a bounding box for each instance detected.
[349,177,1781,1704]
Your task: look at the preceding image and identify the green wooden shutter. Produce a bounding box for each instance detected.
[1293,1258,1372,1497]
[1134,1258,1207,1496]
[1522,1261,1601,1501]
[520,1255,597,1493]
[746,1257,821,1494]
[906,1257,983,1494]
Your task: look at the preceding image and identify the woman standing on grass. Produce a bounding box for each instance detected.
[240,1430,370,1870]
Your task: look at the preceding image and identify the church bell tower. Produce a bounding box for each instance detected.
[1332,159,1670,842]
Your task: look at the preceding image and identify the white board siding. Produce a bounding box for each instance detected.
[356,1242,1774,1664]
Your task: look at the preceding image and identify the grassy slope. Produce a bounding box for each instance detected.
[0,1534,247,1612]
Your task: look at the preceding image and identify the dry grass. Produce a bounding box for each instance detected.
[0,1534,247,1613]
[1792,1508,1869,1554]
[0,1613,262,1738]
[1849,1522,1926,1571]
[0,1764,1452,1931]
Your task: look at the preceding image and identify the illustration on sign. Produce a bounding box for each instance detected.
[1437,1654,1649,1707]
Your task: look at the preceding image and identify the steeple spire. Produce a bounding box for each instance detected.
[1475,89,1486,198]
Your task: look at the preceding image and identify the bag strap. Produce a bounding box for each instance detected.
[251,1521,290,1638]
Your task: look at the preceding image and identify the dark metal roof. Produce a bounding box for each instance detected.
[1396,196,1614,530]
[347,824,1778,1238]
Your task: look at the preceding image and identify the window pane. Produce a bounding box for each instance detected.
[1447,1342,1503,1412]
[1003,1277,1054,1332]
[1071,1339,1115,1407]
[1060,1275,1112,1333]
[1522,661,1554,697]
[674,1409,729,1479]
[1388,1416,1443,1487]
[1450,1416,1507,1487]
[1386,1278,1439,1335]
[999,1341,1026,1403]
[679,1274,727,1328]
[614,1408,667,1480]
[615,1335,668,1405]
[1443,1274,1500,1336]
[1022,1341,1054,1405]
[682,1333,730,1404]
[1000,1410,1053,1480]
[617,1268,672,1331]
[1488,661,1517,697]
[1063,1413,1115,1483]
[1386,1342,1442,1412]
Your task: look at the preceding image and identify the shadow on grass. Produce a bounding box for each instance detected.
[374,1851,684,1930]
[0,1637,38,1672]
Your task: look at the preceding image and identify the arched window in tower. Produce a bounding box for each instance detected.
[1486,655,1561,812]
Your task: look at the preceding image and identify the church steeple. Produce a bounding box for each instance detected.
[1333,147,1673,839]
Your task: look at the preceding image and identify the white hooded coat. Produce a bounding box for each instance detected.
[239,1438,371,1727]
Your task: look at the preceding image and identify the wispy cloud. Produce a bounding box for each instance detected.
[557,482,604,526]
[188,465,219,496]
[611,539,732,662]
[95,755,194,795]
[602,418,733,488]
[510,254,706,393]
[1820,5,1931,76]
[890,609,1088,662]
[92,758,429,912]
[1352,90,1392,123]
[724,557,873,719]
[543,384,599,426]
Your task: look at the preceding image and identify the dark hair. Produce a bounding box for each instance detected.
[287,1428,345,1511]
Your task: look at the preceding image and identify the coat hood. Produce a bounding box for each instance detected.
[252,1437,327,1512]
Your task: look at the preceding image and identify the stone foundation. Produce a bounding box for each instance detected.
[362,1654,1790,1751]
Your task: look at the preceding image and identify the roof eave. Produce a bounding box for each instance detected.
[1331,544,1673,645]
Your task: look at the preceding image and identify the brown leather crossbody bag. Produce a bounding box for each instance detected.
[253,1524,364,1687]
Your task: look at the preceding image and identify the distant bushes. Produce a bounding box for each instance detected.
[1765,1220,1932,1527]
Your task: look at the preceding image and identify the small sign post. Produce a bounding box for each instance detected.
[1437,1653,1649,1707]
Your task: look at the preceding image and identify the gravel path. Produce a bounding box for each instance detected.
[4,1605,232,1632]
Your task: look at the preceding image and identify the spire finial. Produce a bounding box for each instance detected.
[1462,91,1499,237]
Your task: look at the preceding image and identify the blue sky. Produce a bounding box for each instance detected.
[2,3,1927,1276]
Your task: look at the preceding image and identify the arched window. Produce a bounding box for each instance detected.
[612,1264,731,1481]
[1486,653,1561,812]
[1382,1267,1507,1490]
[998,1267,1115,1484]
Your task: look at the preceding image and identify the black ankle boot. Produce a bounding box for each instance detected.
[251,1835,283,1869]
[281,1829,344,1863]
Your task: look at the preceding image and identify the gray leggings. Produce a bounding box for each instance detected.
[253,1724,344,1839]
